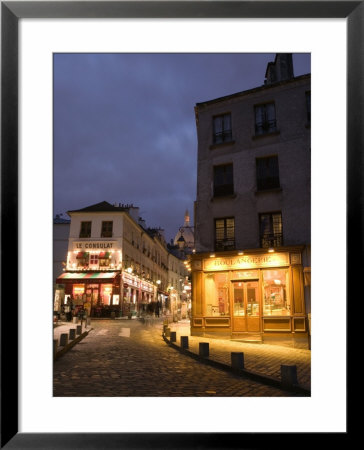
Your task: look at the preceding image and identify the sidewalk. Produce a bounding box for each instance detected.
[53,320,92,359]
[165,320,311,394]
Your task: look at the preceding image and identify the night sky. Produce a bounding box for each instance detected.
[53,53,310,242]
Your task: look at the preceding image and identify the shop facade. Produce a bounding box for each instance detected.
[190,247,308,340]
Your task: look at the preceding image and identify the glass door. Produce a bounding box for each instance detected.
[232,281,260,332]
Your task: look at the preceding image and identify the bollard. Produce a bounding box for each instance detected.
[53,339,58,356]
[199,342,209,357]
[163,324,168,333]
[86,317,91,326]
[69,328,76,340]
[231,352,245,369]
[281,365,298,387]
[180,336,189,349]
[59,333,69,347]
[165,327,171,337]
[72,317,78,324]
[76,325,82,336]
[170,331,177,342]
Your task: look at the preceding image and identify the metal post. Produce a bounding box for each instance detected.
[281,365,298,387]
[170,331,176,342]
[180,336,189,349]
[231,352,244,369]
[199,342,209,357]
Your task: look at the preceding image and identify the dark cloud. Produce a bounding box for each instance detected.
[54,53,310,242]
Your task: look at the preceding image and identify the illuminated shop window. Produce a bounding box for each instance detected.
[204,272,229,317]
[262,269,290,316]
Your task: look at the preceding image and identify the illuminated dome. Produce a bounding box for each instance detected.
[173,210,194,249]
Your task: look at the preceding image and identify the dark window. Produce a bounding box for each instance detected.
[213,164,234,197]
[79,221,91,238]
[101,221,113,237]
[215,217,235,251]
[213,113,232,144]
[255,103,277,135]
[306,91,311,123]
[259,212,283,248]
[256,156,280,190]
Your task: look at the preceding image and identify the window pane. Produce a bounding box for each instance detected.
[204,272,229,317]
[262,269,290,315]
[233,287,244,316]
[256,156,280,190]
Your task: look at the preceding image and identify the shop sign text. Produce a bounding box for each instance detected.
[203,253,289,271]
[74,241,115,250]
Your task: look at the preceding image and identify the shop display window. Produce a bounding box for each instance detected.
[262,269,290,315]
[204,272,229,317]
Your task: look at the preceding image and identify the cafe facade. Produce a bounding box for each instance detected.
[189,247,308,340]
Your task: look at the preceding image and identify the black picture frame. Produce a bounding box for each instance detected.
[1,1,359,448]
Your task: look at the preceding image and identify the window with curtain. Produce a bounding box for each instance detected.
[254,103,277,135]
[215,217,235,251]
[259,212,282,248]
[213,113,232,144]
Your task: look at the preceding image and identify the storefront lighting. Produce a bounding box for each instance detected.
[238,251,244,255]
[156,280,161,285]
[127,267,133,273]
[268,248,275,253]
[192,249,196,253]
[210,254,215,258]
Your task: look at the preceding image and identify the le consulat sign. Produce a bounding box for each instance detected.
[73,241,116,250]
[203,252,290,271]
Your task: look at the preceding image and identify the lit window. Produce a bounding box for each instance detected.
[262,269,290,316]
[213,113,232,144]
[90,254,99,265]
[254,103,277,135]
[256,156,280,190]
[204,272,229,317]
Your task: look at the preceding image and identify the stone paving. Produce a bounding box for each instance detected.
[53,319,305,397]
[167,321,311,391]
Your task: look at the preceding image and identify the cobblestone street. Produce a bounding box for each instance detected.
[53,319,300,397]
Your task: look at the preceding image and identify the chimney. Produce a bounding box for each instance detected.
[265,53,294,85]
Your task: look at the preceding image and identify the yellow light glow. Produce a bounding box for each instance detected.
[238,251,244,255]
[210,254,215,258]
[268,248,275,253]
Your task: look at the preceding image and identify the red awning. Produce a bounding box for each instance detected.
[56,272,119,284]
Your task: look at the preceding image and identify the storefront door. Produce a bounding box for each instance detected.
[232,280,260,332]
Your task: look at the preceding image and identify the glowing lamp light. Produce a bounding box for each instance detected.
[238,251,244,255]
[268,248,275,253]
[210,254,215,258]
[156,280,161,285]
[127,267,133,274]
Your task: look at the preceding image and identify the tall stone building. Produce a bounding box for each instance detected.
[190,54,311,346]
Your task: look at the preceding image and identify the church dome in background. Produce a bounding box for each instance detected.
[174,210,194,249]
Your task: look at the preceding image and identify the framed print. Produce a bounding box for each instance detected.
[1,1,360,448]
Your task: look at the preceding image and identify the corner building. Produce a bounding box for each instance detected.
[190,54,311,345]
